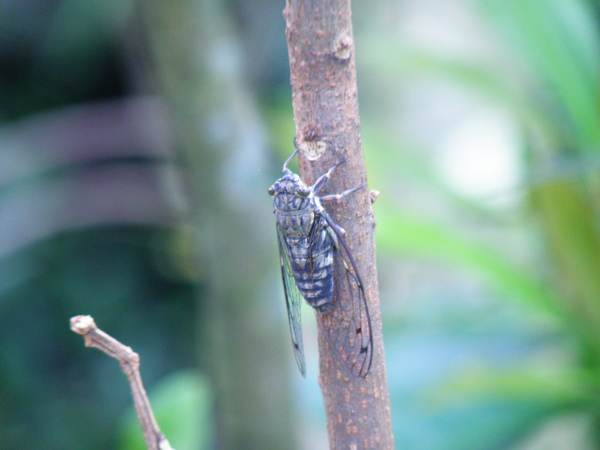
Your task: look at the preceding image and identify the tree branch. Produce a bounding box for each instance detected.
[284,0,394,448]
[70,315,173,450]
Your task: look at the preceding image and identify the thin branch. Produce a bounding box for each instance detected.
[284,0,394,448]
[70,315,174,450]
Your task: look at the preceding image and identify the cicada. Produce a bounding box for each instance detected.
[268,146,373,377]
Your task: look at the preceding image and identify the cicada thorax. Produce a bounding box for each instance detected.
[273,203,314,240]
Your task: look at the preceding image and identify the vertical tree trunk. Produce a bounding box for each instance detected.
[138,1,297,448]
[284,1,394,448]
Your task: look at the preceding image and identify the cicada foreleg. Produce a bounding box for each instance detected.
[311,158,347,194]
[319,182,366,202]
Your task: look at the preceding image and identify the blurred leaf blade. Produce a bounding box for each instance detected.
[377,205,559,316]
[477,0,600,151]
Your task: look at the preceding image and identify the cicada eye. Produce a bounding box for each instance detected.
[297,186,310,198]
[268,185,276,196]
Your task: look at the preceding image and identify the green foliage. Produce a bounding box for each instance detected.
[353,0,600,447]
[376,205,559,314]
[479,0,600,150]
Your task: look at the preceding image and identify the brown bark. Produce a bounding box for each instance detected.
[284,1,394,448]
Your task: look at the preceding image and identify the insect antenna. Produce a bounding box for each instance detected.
[283,140,299,172]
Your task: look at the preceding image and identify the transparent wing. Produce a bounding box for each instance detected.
[318,213,373,377]
[276,224,306,377]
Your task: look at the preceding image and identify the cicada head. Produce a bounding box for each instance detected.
[269,172,313,212]
[268,172,304,196]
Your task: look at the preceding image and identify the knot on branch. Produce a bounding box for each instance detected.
[334,35,353,60]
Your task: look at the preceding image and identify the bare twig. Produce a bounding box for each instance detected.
[284,0,394,448]
[70,315,174,450]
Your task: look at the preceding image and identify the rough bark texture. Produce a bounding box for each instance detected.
[284,1,394,448]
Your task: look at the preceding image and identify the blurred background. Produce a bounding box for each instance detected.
[1,0,599,449]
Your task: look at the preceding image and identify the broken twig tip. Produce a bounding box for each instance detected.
[70,315,96,335]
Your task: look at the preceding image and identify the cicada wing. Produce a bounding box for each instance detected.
[276,224,307,377]
[319,213,373,377]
